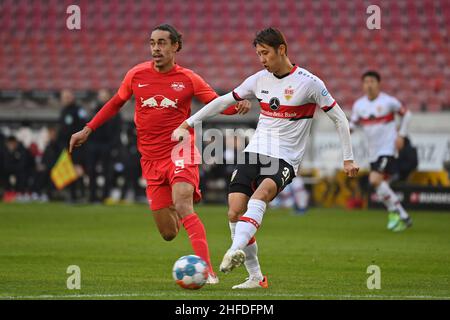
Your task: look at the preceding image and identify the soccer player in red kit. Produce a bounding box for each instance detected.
[69,24,251,284]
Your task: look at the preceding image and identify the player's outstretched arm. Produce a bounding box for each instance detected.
[325,104,360,177]
[172,92,236,141]
[69,93,127,153]
[187,92,238,126]
[186,69,251,116]
[221,100,252,115]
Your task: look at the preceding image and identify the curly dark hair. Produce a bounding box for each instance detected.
[152,24,183,52]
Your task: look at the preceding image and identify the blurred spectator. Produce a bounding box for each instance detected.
[120,126,142,201]
[1,136,30,201]
[86,89,123,203]
[0,132,5,195]
[15,120,34,148]
[31,126,60,201]
[58,89,87,148]
[396,136,418,182]
[102,125,143,204]
[444,160,450,180]
[57,89,87,202]
[271,176,309,215]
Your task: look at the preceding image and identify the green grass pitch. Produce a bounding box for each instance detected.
[0,203,449,300]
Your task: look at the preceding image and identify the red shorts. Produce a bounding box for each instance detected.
[141,157,202,211]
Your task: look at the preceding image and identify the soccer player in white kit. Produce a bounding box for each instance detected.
[350,71,413,232]
[173,28,359,288]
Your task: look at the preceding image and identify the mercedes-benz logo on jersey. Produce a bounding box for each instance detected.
[140,95,178,110]
[269,97,280,110]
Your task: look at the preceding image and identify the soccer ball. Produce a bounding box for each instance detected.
[172,255,208,290]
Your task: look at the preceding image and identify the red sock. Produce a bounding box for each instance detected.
[181,213,214,275]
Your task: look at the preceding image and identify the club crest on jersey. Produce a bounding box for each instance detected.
[140,95,178,110]
[376,105,383,113]
[284,86,294,101]
[171,82,185,92]
[269,97,280,110]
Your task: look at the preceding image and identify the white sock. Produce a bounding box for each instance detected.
[230,199,266,251]
[376,181,409,219]
[229,221,263,281]
[229,221,236,240]
[243,241,263,281]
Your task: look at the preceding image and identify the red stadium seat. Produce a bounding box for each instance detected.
[0,0,448,111]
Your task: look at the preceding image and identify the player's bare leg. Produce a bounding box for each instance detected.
[227,192,268,289]
[152,205,180,241]
[370,171,412,231]
[220,178,277,274]
[172,182,218,283]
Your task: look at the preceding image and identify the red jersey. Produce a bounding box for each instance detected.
[89,61,234,161]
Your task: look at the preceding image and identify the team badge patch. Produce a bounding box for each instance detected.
[376,105,383,113]
[171,82,185,91]
[284,86,294,101]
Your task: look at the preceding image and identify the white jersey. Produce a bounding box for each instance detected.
[351,92,406,162]
[233,66,336,173]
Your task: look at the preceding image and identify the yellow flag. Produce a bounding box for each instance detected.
[50,149,78,190]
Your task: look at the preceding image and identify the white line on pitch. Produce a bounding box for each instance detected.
[1,292,450,300]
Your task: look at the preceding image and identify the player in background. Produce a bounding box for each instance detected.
[270,176,309,215]
[350,71,413,232]
[68,24,251,284]
[173,28,359,288]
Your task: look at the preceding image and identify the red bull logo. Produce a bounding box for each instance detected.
[140,95,178,110]
[171,82,185,92]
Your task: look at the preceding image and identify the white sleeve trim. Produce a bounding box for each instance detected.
[186,92,236,127]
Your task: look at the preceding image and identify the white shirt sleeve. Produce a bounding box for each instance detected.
[185,71,262,126]
[389,95,411,137]
[185,92,236,127]
[307,78,336,111]
[324,103,355,161]
[232,72,260,101]
[349,104,360,132]
[389,95,403,113]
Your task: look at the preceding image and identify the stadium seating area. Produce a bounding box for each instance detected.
[0,0,449,111]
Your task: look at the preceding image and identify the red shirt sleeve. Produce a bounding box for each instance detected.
[117,69,134,101]
[86,94,126,131]
[184,70,238,115]
[86,68,136,130]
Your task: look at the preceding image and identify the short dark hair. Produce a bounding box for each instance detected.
[6,136,17,143]
[152,24,183,52]
[253,27,288,55]
[362,70,381,82]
